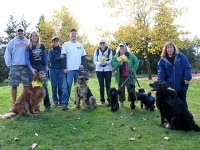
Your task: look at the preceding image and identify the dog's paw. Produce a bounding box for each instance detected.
[166,124,171,129]
[158,124,165,128]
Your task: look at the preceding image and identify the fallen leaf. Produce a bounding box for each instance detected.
[120,116,123,119]
[130,112,134,116]
[86,121,90,124]
[69,124,72,126]
[14,137,19,141]
[73,127,76,129]
[129,137,136,141]
[164,137,170,140]
[30,143,37,149]
[130,127,136,132]
[78,118,81,120]
[35,133,38,136]
[112,123,114,125]
[138,135,142,139]
[142,118,147,120]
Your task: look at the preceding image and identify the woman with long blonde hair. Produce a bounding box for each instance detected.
[25,31,51,110]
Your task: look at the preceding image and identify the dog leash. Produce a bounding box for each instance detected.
[130,70,141,88]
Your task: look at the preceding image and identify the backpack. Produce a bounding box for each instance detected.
[96,48,111,61]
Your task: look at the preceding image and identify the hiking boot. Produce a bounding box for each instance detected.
[62,105,68,111]
[119,102,124,107]
[54,102,58,107]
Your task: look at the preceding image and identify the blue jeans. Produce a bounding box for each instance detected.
[177,90,188,108]
[29,65,51,108]
[96,71,112,103]
[49,68,63,104]
[61,70,78,106]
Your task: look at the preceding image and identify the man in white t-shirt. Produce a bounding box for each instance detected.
[60,29,86,110]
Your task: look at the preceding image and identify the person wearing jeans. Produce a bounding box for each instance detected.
[60,29,86,110]
[93,38,112,106]
[25,31,51,110]
[48,36,63,107]
[157,41,192,108]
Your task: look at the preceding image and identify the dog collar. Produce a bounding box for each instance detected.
[32,81,43,88]
[167,87,175,91]
[75,83,84,88]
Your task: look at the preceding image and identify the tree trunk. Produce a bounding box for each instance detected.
[145,43,152,80]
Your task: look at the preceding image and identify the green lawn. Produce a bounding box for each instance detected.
[0,78,200,150]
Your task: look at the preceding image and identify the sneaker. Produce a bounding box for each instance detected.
[59,101,62,106]
[62,105,68,111]
[54,102,58,107]
[119,102,124,107]
[46,106,51,111]
[10,103,14,112]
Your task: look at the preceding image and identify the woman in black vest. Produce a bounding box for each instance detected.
[25,31,51,111]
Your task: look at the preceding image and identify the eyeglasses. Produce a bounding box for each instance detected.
[100,42,105,45]
[18,29,24,32]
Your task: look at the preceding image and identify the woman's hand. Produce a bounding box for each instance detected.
[30,68,37,75]
[184,80,189,84]
[60,54,65,58]
[46,66,49,71]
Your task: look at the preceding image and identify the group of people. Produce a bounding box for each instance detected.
[4,25,192,112]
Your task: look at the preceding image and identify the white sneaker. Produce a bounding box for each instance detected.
[119,102,124,107]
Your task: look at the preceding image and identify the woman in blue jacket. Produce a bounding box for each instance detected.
[48,36,63,107]
[157,41,192,108]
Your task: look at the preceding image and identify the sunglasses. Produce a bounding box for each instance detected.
[18,29,24,32]
[100,42,105,45]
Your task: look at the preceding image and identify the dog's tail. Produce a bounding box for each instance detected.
[193,124,200,132]
[0,112,16,120]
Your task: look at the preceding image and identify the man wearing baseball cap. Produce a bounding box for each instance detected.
[4,25,29,111]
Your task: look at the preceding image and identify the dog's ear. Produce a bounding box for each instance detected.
[33,72,39,81]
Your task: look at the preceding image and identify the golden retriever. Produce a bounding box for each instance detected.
[0,71,46,119]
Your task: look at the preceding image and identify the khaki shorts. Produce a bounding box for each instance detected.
[8,65,29,87]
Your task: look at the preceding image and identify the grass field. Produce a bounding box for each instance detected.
[0,77,200,150]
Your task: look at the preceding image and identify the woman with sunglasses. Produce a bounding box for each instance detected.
[93,38,113,106]
[48,36,63,107]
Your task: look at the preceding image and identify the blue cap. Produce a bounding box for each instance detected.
[119,42,126,47]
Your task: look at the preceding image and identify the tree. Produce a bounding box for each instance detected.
[37,15,56,50]
[3,14,18,43]
[105,0,190,79]
[2,14,31,44]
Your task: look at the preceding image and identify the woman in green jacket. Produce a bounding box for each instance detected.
[111,42,139,107]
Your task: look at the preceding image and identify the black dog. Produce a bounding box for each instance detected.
[127,83,154,111]
[138,88,155,110]
[149,81,200,132]
[108,87,119,112]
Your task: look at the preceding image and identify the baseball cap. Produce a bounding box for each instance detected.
[119,42,126,47]
[16,25,24,31]
[70,29,77,32]
[52,36,59,41]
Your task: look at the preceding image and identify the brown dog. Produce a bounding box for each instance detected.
[0,71,46,119]
[74,71,97,109]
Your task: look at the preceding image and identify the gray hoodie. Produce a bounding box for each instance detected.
[4,36,28,67]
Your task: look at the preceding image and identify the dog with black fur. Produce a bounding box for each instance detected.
[108,87,119,112]
[149,80,200,132]
[127,83,154,111]
[138,88,155,110]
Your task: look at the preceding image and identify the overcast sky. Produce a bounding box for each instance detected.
[0,0,200,44]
